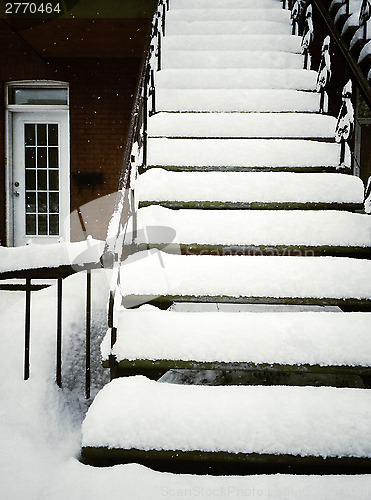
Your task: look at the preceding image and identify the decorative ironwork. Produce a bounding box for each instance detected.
[316,36,332,113]
[302,4,314,69]
[359,0,371,41]
[335,80,354,168]
[291,0,308,35]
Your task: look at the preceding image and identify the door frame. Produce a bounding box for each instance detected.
[5,80,70,246]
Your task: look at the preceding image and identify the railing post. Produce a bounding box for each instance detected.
[24,277,31,380]
[316,36,332,113]
[150,69,156,115]
[301,4,314,70]
[85,269,91,399]
[335,80,354,169]
[142,69,149,169]
[56,276,63,388]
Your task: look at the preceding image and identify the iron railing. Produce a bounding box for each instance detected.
[101,0,169,379]
[0,263,98,399]
[287,0,371,177]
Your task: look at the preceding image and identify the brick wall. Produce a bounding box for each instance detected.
[0,19,144,244]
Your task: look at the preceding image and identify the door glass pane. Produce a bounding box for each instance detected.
[24,122,60,236]
[25,124,35,145]
[37,124,47,146]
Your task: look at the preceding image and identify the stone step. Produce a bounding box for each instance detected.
[103,308,371,388]
[156,89,320,112]
[81,377,371,473]
[135,170,364,210]
[162,50,303,69]
[146,138,346,170]
[156,68,317,90]
[166,7,291,22]
[169,0,282,9]
[162,34,302,52]
[148,113,337,139]
[120,251,371,309]
[166,20,290,35]
[134,206,371,257]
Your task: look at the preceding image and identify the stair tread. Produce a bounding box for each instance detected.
[136,170,364,205]
[166,8,291,22]
[82,377,371,458]
[170,0,282,9]
[156,68,317,90]
[148,113,337,139]
[105,308,371,366]
[120,251,371,301]
[162,50,304,69]
[135,206,371,248]
[156,89,320,112]
[163,34,302,52]
[147,138,346,168]
[166,20,291,35]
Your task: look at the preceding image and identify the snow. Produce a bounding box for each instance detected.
[162,50,303,69]
[120,250,371,300]
[82,376,371,458]
[135,205,371,247]
[1,0,371,495]
[358,40,371,63]
[148,113,337,138]
[1,264,371,498]
[156,88,321,112]
[350,19,371,49]
[165,20,290,35]
[166,8,291,22]
[106,307,371,366]
[0,237,104,273]
[162,34,302,52]
[169,0,282,9]
[155,68,317,89]
[147,138,344,168]
[136,169,364,204]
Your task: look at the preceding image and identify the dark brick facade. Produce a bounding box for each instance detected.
[0,18,148,244]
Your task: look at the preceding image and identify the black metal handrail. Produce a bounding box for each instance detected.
[101,0,169,377]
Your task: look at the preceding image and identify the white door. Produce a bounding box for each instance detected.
[10,111,70,246]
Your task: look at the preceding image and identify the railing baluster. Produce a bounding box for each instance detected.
[85,269,91,399]
[56,276,63,388]
[24,277,31,380]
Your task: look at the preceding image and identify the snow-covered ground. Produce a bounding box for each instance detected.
[1,266,371,500]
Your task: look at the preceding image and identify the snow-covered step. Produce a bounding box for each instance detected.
[156,89,320,112]
[166,20,290,36]
[156,68,316,90]
[162,50,303,69]
[135,206,371,255]
[166,8,291,22]
[136,170,364,210]
[148,113,337,139]
[104,308,371,370]
[162,34,302,52]
[147,138,346,170]
[120,251,371,308]
[81,377,371,471]
[169,0,282,9]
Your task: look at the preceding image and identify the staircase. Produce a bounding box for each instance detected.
[81,0,371,475]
